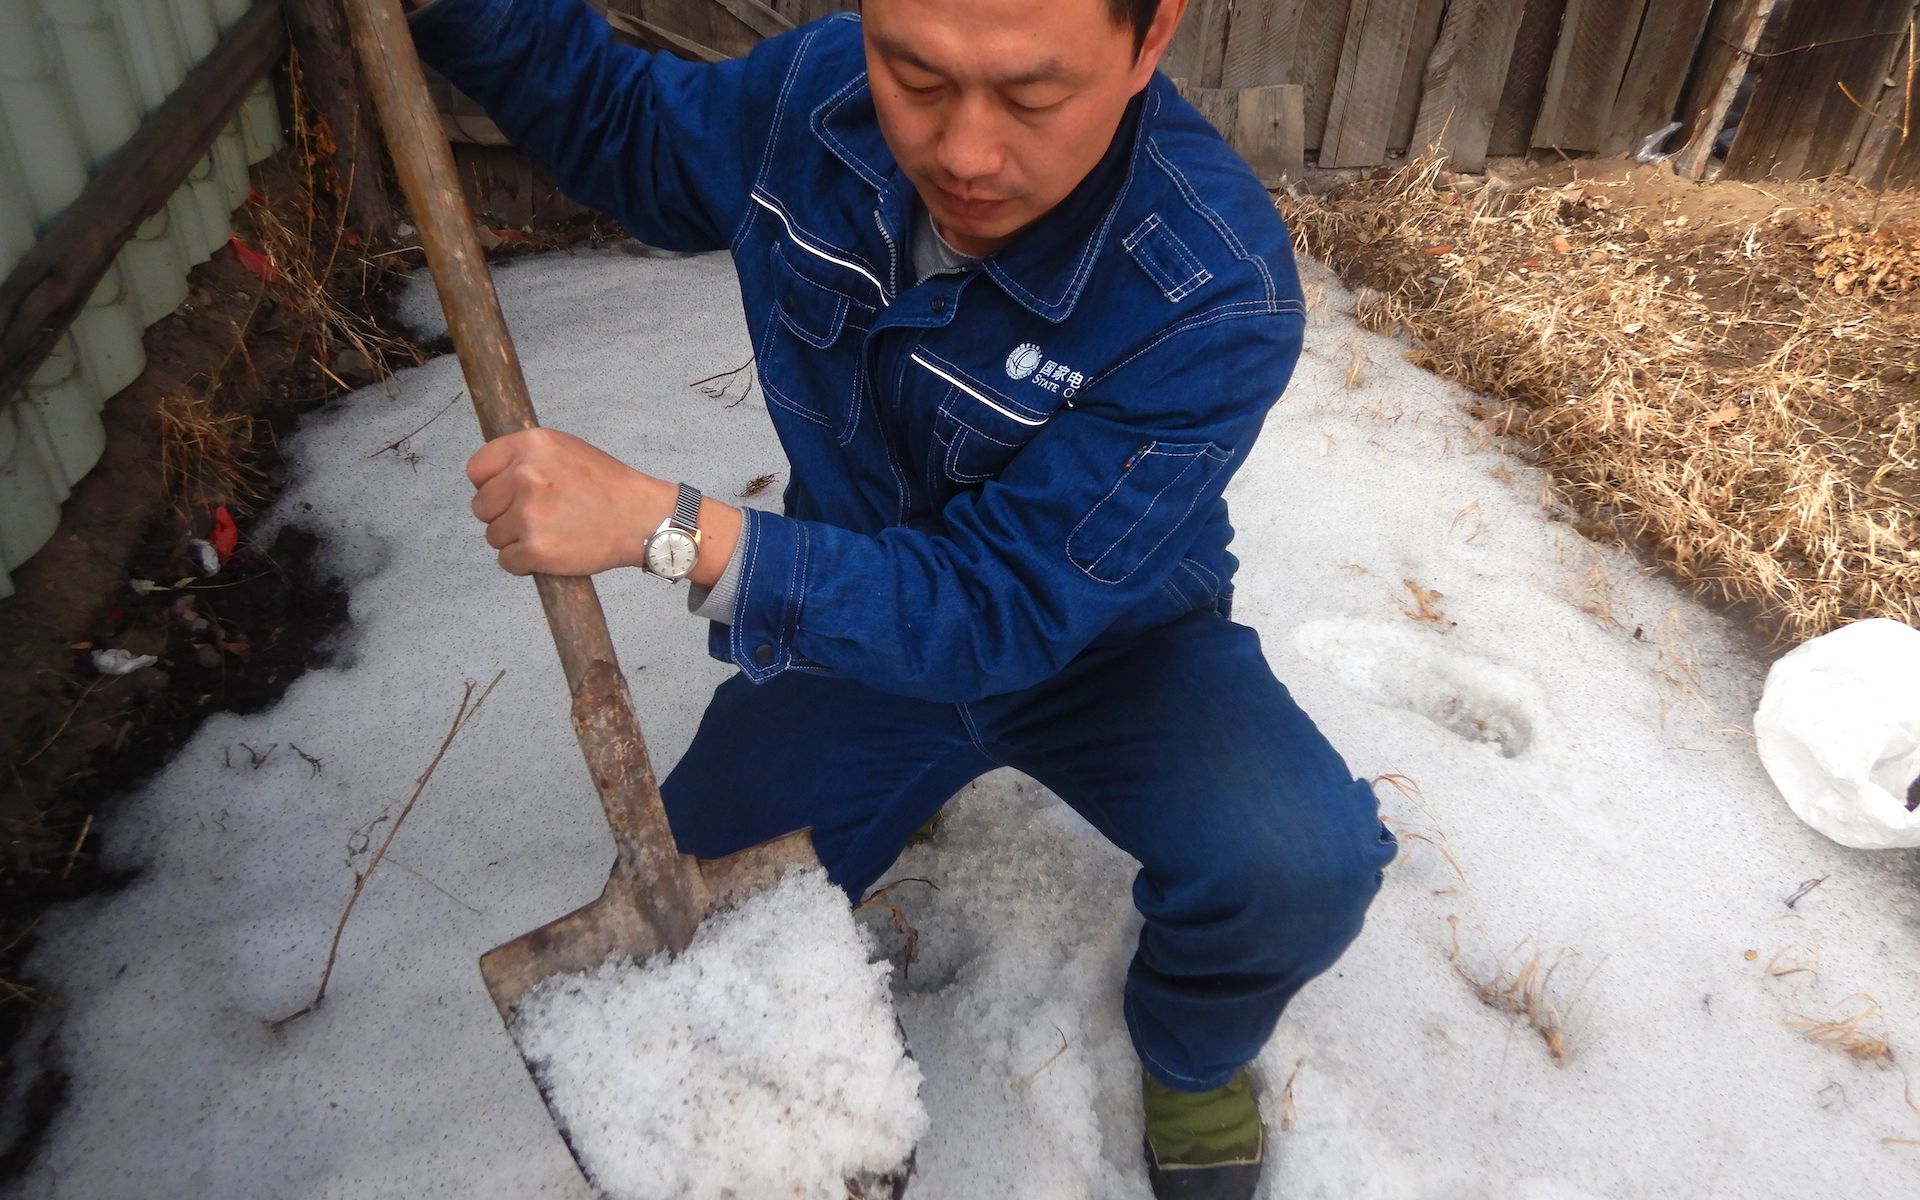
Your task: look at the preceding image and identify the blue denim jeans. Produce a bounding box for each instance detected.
[662,611,1397,1090]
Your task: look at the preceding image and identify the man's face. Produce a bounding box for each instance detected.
[863,0,1186,258]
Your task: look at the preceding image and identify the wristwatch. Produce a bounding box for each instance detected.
[642,482,703,582]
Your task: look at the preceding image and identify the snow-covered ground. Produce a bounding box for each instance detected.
[9,246,1920,1199]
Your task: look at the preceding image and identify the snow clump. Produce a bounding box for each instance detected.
[510,867,925,1200]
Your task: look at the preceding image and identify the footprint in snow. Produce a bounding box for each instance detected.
[1292,619,1545,758]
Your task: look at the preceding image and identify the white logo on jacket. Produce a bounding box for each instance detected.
[1005,343,1043,380]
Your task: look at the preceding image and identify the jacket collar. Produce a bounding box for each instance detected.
[811,71,1157,325]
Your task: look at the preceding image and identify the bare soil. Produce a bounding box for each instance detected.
[0,152,406,1177]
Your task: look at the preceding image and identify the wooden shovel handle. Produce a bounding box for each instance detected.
[338,0,617,691]
[338,0,705,945]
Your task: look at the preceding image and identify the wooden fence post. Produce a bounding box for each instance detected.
[1672,0,1779,178]
[286,0,397,243]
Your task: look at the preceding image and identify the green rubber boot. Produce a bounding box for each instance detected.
[905,811,942,848]
[1142,1068,1264,1199]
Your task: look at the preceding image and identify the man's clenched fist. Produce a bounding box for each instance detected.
[466,428,659,577]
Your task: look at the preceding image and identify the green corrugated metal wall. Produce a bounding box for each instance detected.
[0,0,283,599]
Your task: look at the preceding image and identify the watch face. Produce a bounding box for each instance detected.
[646,528,698,579]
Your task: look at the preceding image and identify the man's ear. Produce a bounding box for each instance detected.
[1130,0,1190,86]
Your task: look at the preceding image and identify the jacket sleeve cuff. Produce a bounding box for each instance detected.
[407,0,518,63]
[686,533,745,623]
[725,508,809,682]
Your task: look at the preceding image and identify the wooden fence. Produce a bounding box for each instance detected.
[441,0,1914,193]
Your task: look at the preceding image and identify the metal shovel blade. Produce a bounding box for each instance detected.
[478,660,821,1021]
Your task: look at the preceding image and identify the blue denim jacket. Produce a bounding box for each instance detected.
[412,0,1306,703]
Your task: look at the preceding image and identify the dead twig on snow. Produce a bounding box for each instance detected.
[271,671,503,1031]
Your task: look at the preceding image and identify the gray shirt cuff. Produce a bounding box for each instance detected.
[686,537,745,624]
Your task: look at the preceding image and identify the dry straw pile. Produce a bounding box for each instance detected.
[1280,158,1920,644]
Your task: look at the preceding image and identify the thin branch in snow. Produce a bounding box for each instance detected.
[855,878,939,981]
[383,854,484,916]
[691,357,757,407]
[1013,1025,1071,1091]
[271,671,504,1032]
[1783,876,1828,909]
[368,391,463,460]
[290,744,324,777]
[1277,1057,1305,1131]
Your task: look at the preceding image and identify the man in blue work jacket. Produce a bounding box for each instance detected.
[409,0,1396,1193]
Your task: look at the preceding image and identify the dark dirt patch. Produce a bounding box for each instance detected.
[0,149,407,1180]
[0,132,626,1178]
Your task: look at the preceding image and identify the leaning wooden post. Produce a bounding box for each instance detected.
[1673,0,1780,180]
[286,0,398,243]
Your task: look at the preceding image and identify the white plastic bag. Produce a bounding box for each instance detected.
[1755,618,1920,849]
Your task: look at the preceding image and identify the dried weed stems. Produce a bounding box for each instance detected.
[1282,158,1920,644]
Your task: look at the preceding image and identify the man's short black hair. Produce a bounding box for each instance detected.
[1110,0,1160,54]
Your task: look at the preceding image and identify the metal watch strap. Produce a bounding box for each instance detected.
[672,483,701,535]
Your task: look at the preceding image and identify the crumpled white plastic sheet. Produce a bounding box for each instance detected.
[1756,618,1920,849]
[91,649,158,676]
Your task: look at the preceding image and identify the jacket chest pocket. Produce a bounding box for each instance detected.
[911,350,1059,491]
[758,242,877,443]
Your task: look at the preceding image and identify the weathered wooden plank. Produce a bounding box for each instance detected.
[1175,78,1242,136]
[1532,0,1651,152]
[1849,29,1915,187]
[453,144,592,227]
[288,0,397,243]
[1297,0,1357,149]
[1320,0,1426,168]
[1164,0,1232,88]
[606,0,760,59]
[1603,0,1715,155]
[706,0,793,40]
[1488,0,1568,156]
[603,7,729,62]
[0,2,286,409]
[1388,0,1449,152]
[1233,83,1308,184]
[1220,0,1302,89]
[1725,0,1913,180]
[1411,0,1531,170]
[764,0,848,24]
[1672,0,1779,178]
[1172,81,1307,186]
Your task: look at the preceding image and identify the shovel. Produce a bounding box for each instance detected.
[336,0,821,1161]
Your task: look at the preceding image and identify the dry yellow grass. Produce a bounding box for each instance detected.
[156,386,263,517]
[1787,995,1895,1064]
[1281,158,1920,645]
[1448,918,1591,1065]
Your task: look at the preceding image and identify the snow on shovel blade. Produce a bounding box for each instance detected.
[482,846,920,1200]
[477,666,916,1198]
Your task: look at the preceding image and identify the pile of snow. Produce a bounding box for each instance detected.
[511,869,924,1200]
